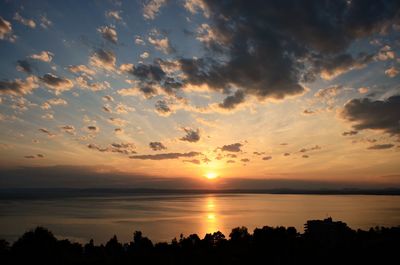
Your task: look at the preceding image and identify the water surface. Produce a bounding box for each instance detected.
[1,194,400,244]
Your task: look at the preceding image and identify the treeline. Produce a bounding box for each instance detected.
[1,218,399,265]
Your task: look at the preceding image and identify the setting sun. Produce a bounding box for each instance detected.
[205,172,218,180]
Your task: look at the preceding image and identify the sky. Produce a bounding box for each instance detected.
[0,0,399,189]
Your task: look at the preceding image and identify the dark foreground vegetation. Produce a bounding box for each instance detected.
[1,218,399,265]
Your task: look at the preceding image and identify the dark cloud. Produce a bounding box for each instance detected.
[341,95,400,135]
[262,156,272,161]
[40,73,74,92]
[241,158,250,163]
[60,125,75,135]
[253,151,266,156]
[313,53,373,80]
[38,128,55,137]
[16,60,32,73]
[219,90,245,110]
[1,165,397,189]
[284,153,290,156]
[221,143,242,152]
[24,154,44,159]
[130,151,201,160]
[183,159,201,165]
[367,144,394,150]
[342,130,358,136]
[88,142,136,154]
[90,49,116,71]
[226,160,235,164]
[149,141,167,151]
[86,126,99,133]
[180,128,200,142]
[179,0,400,108]
[0,76,38,95]
[155,100,171,115]
[303,109,315,115]
[133,63,165,82]
[299,145,321,153]
[302,155,310,158]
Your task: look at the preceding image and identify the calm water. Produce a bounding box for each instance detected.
[1,194,400,244]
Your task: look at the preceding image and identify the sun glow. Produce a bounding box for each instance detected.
[205,172,218,180]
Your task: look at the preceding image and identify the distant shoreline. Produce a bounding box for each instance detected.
[1,188,400,200]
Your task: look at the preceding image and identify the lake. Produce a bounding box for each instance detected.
[1,193,400,244]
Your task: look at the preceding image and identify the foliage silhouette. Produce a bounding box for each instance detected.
[1,218,399,265]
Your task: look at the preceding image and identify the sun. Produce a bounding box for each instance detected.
[205,172,218,180]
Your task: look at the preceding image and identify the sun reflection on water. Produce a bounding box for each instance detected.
[204,196,220,234]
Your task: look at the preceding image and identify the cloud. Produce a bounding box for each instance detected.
[384,66,399,77]
[86,125,100,133]
[24,154,44,159]
[262,156,272,161]
[114,128,124,135]
[314,85,343,99]
[299,145,321,153]
[183,0,209,17]
[178,0,400,109]
[105,10,123,21]
[29,51,53,62]
[148,35,174,54]
[102,95,114,102]
[140,51,150,59]
[226,160,235,164]
[130,151,201,160]
[315,53,373,80]
[149,141,167,151]
[89,49,116,71]
[0,16,16,42]
[60,125,76,135]
[115,103,135,114]
[39,15,52,29]
[180,128,200,142]
[241,158,250,163]
[108,117,128,127]
[75,76,110,91]
[218,90,245,110]
[303,109,315,115]
[183,159,201,165]
[13,12,36,28]
[358,87,369,94]
[220,143,242,152]
[97,25,118,44]
[283,153,290,156]
[38,128,55,137]
[367,144,394,150]
[41,113,54,120]
[0,76,39,96]
[341,95,400,135]
[68,65,96,76]
[342,130,358,136]
[302,155,309,158]
[119,63,135,74]
[376,45,396,61]
[134,36,145,45]
[40,73,74,93]
[155,100,172,116]
[88,142,136,155]
[41,98,68,109]
[132,63,166,81]
[16,60,32,73]
[143,0,167,20]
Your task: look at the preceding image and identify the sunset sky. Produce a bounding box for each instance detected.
[0,0,399,189]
